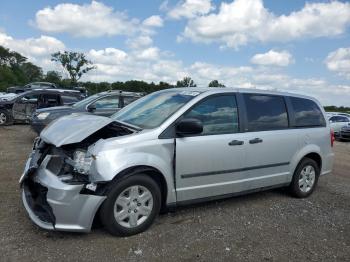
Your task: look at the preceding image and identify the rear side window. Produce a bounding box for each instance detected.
[183,95,239,135]
[244,94,288,131]
[290,97,325,127]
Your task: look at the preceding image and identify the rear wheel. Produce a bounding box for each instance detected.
[290,158,319,198]
[0,110,11,126]
[100,174,161,236]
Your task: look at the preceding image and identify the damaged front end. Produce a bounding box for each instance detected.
[20,115,136,232]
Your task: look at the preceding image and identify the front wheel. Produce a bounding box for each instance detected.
[290,158,320,198]
[100,174,161,236]
[0,110,11,126]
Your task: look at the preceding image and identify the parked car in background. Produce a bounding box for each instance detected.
[0,93,18,101]
[20,88,334,236]
[339,124,350,141]
[7,82,58,94]
[72,86,88,98]
[329,115,350,137]
[0,89,83,126]
[31,90,142,134]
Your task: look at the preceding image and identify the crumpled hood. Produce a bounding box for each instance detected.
[40,114,113,147]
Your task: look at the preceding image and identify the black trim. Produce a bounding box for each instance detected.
[167,182,290,208]
[181,162,290,179]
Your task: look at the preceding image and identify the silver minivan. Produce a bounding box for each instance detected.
[20,88,334,236]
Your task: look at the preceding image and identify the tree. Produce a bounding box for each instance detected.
[51,51,95,83]
[20,62,43,82]
[208,80,225,87]
[176,76,196,87]
[0,46,26,67]
[43,71,62,85]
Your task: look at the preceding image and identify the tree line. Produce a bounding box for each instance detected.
[0,45,226,95]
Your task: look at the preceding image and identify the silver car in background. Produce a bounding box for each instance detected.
[20,88,334,236]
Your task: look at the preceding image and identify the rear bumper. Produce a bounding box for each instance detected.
[21,155,106,232]
[321,152,335,176]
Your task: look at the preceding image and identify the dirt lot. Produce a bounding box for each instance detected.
[0,125,349,262]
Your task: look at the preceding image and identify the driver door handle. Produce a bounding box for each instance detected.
[249,138,263,144]
[228,140,244,146]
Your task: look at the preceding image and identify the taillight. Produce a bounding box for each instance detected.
[330,129,335,147]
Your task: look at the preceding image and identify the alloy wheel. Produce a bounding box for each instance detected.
[298,165,316,193]
[0,112,7,125]
[113,185,153,228]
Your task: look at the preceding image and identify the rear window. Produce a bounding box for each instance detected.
[290,97,325,127]
[244,94,288,131]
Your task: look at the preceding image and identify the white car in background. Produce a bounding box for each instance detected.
[0,93,18,101]
[329,115,350,136]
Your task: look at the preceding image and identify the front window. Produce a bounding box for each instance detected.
[91,95,120,109]
[182,95,239,135]
[72,94,101,109]
[112,90,199,129]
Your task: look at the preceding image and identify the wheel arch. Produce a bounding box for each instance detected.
[289,145,322,180]
[107,165,169,212]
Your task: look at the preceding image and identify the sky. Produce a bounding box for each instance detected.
[0,0,350,106]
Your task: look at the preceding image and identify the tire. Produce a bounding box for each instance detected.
[99,174,161,236]
[290,158,320,198]
[0,110,12,126]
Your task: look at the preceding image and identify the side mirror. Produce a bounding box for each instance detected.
[176,118,203,136]
[87,104,96,112]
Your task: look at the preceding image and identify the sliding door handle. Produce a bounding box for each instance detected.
[228,140,244,146]
[249,138,263,144]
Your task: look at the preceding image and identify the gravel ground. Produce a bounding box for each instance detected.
[0,125,349,262]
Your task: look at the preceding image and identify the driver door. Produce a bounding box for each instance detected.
[175,94,248,202]
[12,94,39,121]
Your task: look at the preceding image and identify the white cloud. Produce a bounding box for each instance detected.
[182,0,350,49]
[251,50,293,66]
[0,32,64,70]
[325,47,350,78]
[143,15,163,27]
[166,0,214,20]
[35,1,138,37]
[135,47,160,60]
[126,35,153,50]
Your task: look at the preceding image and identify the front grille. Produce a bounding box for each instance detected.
[23,178,56,225]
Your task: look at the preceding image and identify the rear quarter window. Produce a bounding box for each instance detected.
[290,97,325,127]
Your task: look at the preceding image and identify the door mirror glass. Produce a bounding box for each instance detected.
[87,104,96,112]
[176,118,203,136]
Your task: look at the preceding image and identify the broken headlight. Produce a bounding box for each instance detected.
[36,112,50,120]
[73,150,93,175]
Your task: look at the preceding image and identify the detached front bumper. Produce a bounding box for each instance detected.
[21,149,106,232]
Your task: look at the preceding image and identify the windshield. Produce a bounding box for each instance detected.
[72,93,101,108]
[112,90,199,129]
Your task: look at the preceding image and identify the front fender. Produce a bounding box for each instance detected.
[90,150,176,204]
